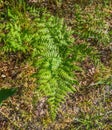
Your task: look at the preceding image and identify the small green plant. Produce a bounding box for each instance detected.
[0,0,98,119]
[73,114,104,130]
[74,4,110,45]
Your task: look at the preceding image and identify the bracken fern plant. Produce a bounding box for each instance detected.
[0,0,95,119]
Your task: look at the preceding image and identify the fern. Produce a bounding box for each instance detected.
[0,1,95,119]
[30,14,77,119]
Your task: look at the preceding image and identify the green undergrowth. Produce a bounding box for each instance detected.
[74,4,111,45]
[0,0,96,119]
[0,0,111,123]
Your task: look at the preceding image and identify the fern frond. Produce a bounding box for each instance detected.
[1,2,89,119]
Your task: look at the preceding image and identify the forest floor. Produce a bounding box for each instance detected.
[0,0,112,130]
